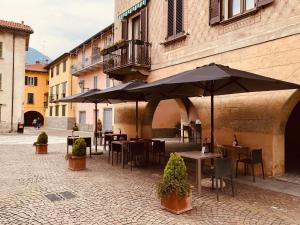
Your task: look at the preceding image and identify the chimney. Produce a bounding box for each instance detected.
[45,59,49,64]
[35,60,40,64]
[21,21,24,25]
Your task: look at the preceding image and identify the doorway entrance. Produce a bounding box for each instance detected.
[24,111,44,126]
[103,108,113,131]
[285,100,300,173]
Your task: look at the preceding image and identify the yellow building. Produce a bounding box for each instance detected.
[45,53,77,129]
[24,62,49,126]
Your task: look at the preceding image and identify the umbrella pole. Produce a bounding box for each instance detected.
[211,82,214,153]
[136,99,138,139]
[95,103,98,153]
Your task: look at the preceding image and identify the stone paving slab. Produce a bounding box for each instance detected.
[0,133,300,224]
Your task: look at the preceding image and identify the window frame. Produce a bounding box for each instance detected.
[62,105,66,117]
[223,0,257,21]
[56,63,60,75]
[0,104,2,122]
[62,82,67,98]
[63,60,67,72]
[0,73,2,90]
[55,105,59,116]
[27,93,34,104]
[93,76,98,89]
[49,106,53,116]
[166,0,184,39]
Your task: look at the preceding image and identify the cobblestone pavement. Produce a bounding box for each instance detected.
[0,132,300,224]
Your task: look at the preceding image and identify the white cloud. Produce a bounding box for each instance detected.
[1,0,114,59]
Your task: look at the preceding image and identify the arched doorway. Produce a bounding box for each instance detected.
[285,100,300,173]
[24,111,44,126]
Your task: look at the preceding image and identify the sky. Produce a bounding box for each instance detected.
[1,0,114,59]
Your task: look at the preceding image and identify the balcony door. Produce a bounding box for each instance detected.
[132,16,142,64]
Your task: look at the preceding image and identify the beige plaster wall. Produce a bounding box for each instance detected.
[0,31,27,132]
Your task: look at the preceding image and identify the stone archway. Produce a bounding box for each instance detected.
[141,98,199,139]
[273,90,300,175]
[24,111,44,126]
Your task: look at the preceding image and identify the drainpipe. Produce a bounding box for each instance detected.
[10,33,16,132]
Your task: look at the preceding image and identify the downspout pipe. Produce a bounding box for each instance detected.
[10,33,16,132]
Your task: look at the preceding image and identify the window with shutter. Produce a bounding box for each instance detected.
[167,0,184,38]
[34,77,38,86]
[25,76,28,86]
[209,0,221,25]
[140,8,147,42]
[121,20,128,40]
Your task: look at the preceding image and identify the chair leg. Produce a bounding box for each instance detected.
[112,152,114,166]
[231,175,235,197]
[116,152,119,164]
[261,162,265,179]
[216,178,219,201]
[252,164,255,183]
[235,161,239,178]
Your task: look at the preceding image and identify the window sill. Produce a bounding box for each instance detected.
[220,9,258,25]
[161,32,188,46]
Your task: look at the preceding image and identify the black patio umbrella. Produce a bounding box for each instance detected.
[57,88,119,152]
[130,63,300,151]
[85,80,147,139]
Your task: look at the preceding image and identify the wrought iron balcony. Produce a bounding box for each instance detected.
[102,40,151,81]
[71,53,103,76]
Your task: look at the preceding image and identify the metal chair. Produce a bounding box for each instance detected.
[236,149,265,182]
[111,142,122,166]
[152,140,166,165]
[128,141,145,171]
[211,157,235,201]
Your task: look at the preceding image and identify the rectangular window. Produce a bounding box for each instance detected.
[0,73,2,90]
[56,64,60,75]
[63,60,67,72]
[0,42,3,58]
[25,77,38,86]
[51,69,54,78]
[93,76,98,89]
[27,93,34,104]
[106,76,110,88]
[62,105,66,117]
[79,80,85,93]
[227,0,256,18]
[79,111,86,124]
[245,0,255,10]
[49,106,53,116]
[50,86,54,101]
[0,104,2,122]
[55,84,59,99]
[167,0,184,38]
[62,82,67,98]
[55,105,59,116]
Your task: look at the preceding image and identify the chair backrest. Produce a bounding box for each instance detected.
[214,157,233,178]
[128,141,144,155]
[153,140,165,153]
[251,149,263,163]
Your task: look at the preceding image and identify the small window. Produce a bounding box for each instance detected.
[62,82,67,98]
[62,105,66,117]
[56,64,60,75]
[27,93,34,104]
[167,0,184,38]
[93,76,98,89]
[55,84,59,99]
[55,105,59,116]
[0,42,3,58]
[0,104,2,122]
[0,73,2,90]
[79,111,86,124]
[106,76,110,88]
[49,106,53,116]
[63,60,67,72]
[51,69,54,78]
[46,80,49,85]
[223,0,256,19]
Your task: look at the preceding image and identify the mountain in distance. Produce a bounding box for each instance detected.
[26,47,51,64]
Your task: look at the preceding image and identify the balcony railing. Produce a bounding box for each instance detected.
[71,53,103,76]
[103,40,151,74]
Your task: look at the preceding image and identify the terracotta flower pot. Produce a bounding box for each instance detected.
[160,191,192,214]
[68,156,86,171]
[35,144,48,154]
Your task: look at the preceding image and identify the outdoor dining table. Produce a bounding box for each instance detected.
[104,133,127,150]
[67,136,92,157]
[177,151,222,194]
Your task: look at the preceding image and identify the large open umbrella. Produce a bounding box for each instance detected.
[130,63,300,151]
[56,88,118,152]
[85,80,147,138]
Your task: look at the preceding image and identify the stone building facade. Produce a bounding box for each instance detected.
[70,24,115,132]
[0,20,33,132]
[24,62,49,126]
[45,53,77,129]
[105,0,300,176]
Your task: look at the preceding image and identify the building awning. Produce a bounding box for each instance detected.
[118,0,147,20]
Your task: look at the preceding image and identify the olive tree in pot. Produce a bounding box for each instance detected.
[156,153,192,214]
[66,138,87,171]
[34,132,48,154]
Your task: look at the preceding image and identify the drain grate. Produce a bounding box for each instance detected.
[45,191,76,202]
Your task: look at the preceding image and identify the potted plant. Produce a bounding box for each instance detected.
[34,132,48,154]
[156,153,192,214]
[97,119,102,132]
[66,138,87,171]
